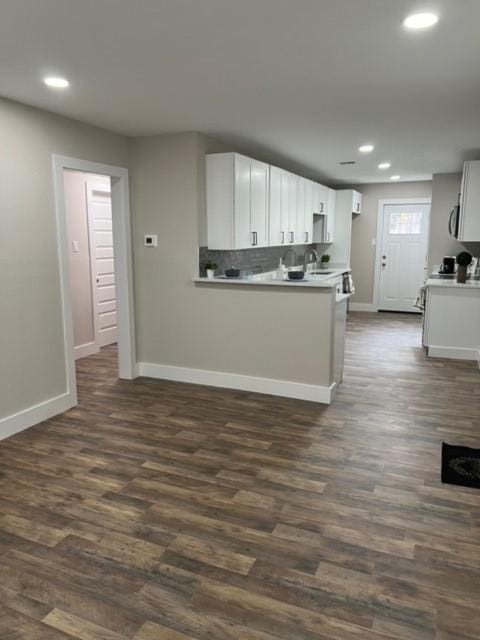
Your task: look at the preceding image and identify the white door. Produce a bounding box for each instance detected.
[379,203,430,313]
[86,182,118,347]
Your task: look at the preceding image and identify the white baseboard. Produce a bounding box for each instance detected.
[74,341,99,360]
[428,345,479,361]
[0,392,76,441]
[349,302,377,312]
[137,362,336,404]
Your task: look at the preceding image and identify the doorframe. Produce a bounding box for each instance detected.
[373,198,431,312]
[52,155,137,407]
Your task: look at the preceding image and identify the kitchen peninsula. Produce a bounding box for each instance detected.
[192,268,351,404]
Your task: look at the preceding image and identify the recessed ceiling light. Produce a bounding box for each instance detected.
[390,175,401,180]
[403,12,439,30]
[359,144,374,153]
[43,76,70,89]
[378,162,391,170]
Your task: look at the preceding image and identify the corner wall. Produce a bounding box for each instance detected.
[129,132,335,394]
[0,98,127,430]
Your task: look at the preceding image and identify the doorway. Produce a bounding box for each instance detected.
[53,155,136,408]
[374,199,431,313]
[64,171,118,359]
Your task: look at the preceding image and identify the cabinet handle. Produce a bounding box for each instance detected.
[356,203,360,212]
[305,232,309,243]
[281,231,285,244]
[326,232,330,242]
[320,203,324,213]
[289,231,295,243]
[251,231,258,246]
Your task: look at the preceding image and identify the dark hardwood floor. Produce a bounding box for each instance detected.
[1,312,480,639]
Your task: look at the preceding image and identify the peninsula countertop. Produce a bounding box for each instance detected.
[426,277,480,290]
[194,267,350,289]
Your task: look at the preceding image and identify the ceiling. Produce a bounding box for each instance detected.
[1,0,480,184]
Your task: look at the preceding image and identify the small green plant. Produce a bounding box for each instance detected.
[320,254,330,263]
[205,260,218,271]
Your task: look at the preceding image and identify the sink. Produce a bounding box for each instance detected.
[309,270,334,275]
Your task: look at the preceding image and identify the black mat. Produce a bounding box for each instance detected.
[442,443,480,489]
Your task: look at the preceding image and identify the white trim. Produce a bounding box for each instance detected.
[349,302,377,312]
[428,345,479,361]
[74,342,99,360]
[137,362,336,405]
[0,393,74,442]
[373,198,431,312]
[52,156,136,388]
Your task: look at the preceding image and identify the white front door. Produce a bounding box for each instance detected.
[379,203,430,313]
[86,182,118,347]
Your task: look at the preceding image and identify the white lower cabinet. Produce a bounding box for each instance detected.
[424,285,480,360]
[207,152,269,250]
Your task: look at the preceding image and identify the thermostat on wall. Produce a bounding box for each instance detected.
[144,234,158,247]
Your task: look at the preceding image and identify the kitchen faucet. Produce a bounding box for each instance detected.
[304,248,319,271]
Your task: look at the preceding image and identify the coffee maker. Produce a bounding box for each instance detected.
[439,256,455,275]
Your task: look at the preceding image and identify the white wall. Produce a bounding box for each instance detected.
[0,98,127,422]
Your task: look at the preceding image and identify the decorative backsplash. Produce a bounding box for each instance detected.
[199,243,329,277]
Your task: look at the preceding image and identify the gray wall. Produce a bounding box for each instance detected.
[428,172,480,272]
[129,132,335,386]
[349,181,432,304]
[0,98,127,420]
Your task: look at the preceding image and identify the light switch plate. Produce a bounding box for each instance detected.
[144,234,158,247]
[72,240,79,253]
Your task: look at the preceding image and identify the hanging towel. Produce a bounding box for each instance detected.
[414,285,426,311]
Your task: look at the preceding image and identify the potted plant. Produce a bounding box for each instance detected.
[456,251,472,283]
[320,254,330,269]
[205,260,217,279]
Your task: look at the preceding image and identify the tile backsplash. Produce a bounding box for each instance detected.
[199,243,330,276]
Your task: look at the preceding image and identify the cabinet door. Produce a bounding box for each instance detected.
[269,167,288,246]
[250,159,269,247]
[304,179,314,244]
[325,188,336,243]
[233,154,252,248]
[287,173,298,244]
[352,190,362,214]
[459,161,480,241]
[296,177,307,244]
[313,183,328,214]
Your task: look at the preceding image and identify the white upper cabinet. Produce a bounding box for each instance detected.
[207,152,336,250]
[206,153,269,250]
[459,160,480,241]
[313,182,329,214]
[325,188,336,243]
[352,190,362,214]
[269,166,289,246]
[287,172,298,244]
[304,179,314,244]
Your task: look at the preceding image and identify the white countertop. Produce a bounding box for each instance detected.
[426,277,480,290]
[194,267,350,289]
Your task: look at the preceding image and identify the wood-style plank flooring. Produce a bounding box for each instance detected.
[1,312,480,639]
